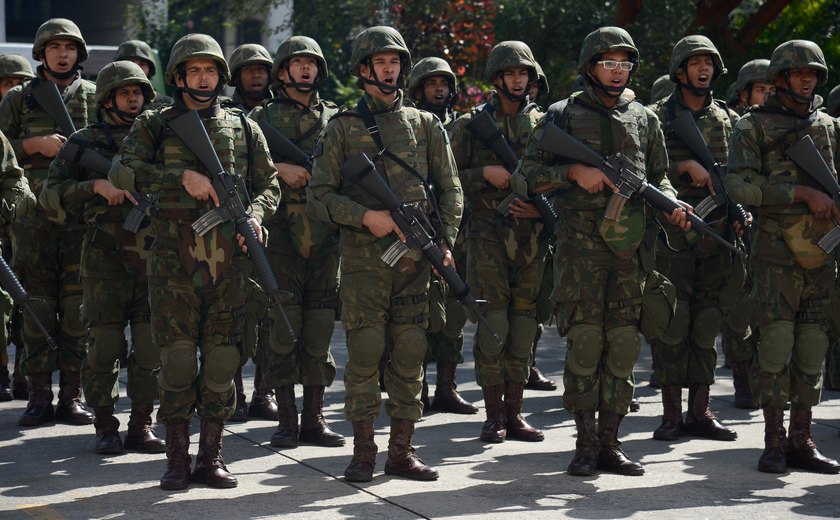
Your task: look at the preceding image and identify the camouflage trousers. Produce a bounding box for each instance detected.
[749,258,835,409]
[722,270,757,365]
[340,255,429,422]
[426,230,468,366]
[149,248,248,424]
[79,230,159,407]
[10,217,85,374]
[826,278,840,388]
[553,231,642,415]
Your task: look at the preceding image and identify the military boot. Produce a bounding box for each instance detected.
[344,419,377,482]
[12,345,27,400]
[504,381,544,442]
[786,407,840,474]
[430,362,478,414]
[597,411,644,476]
[228,366,248,422]
[160,421,191,490]
[0,365,13,401]
[479,384,507,443]
[269,385,298,448]
[192,420,238,488]
[384,418,439,481]
[684,384,737,441]
[93,406,123,455]
[758,407,787,473]
[567,410,599,476]
[299,385,345,447]
[653,385,686,441]
[124,402,166,453]
[248,366,279,421]
[525,330,556,391]
[55,371,94,425]
[18,372,54,427]
[732,361,758,409]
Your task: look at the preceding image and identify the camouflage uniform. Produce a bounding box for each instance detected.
[248,35,344,447]
[725,40,840,474]
[0,54,34,99]
[649,74,674,105]
[449,41,547,443]
[309,26,461,482]
[0,18,97,428]
[114,39,173,108]
[826,85,840,391]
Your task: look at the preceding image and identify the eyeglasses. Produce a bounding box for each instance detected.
[597,60,634,71]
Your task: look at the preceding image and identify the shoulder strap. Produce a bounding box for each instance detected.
[238,112,255,196]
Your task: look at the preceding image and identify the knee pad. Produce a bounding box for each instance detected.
[201,343,240,393]
[269,305,302,354]
[390,324,427,374]
[659,300,690,346]
[691,307,723,349]
[566,324,604,377]
[86,324,127,371]
[59,295,86,338]
[509,314,538,360]
[757,320,795,374]
[443,299,467,337]
[23,297,57,339]
[302,308,336,357]
[347,326,385,375]
[479,310,509,355]
[794,323,829,376]
[129,321,159,371]
[605,325,641,379]
[159,340,198,392]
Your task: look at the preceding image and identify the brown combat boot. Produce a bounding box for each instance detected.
[653,385,686,441]
[192,420,238,488]
[18,372,54,427]
[758,407,787,473]
[567,410,599,476]
[525,330,556,391]
[269,385,298,448]
[504,381,544,442]
[248,366,279,421]
[299,385,345,447]
[228,367,248,422]
[479,384,507,443]
[124,402,166,453]
[786,407,840,474]
[430,362,478,414]
[383,418,439,481]
[597,411,644,476]
[732,361,758,409]
[344,419,377,482]
[55,371,94,425]
[684,384,737,441]
[160,421,191,490]
[93,406,123,455]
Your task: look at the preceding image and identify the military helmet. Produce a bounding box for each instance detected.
[165,33,230,86]
[272,36,329,85]
[114,40,156,77]
[578,27,638,77]
[533,61,549,95]
[669,35,726,83]
[95,60,155,106]
[32,18,88,63]
[650,74,674,103]
[350,26,411,73]
[734,59,770,93]
[408,57,457,101]
[828,85,840,117]
[766,40,828,85]
[228,44,273,87]
[484,41,537,82]
[0,54,34,80]
[570,75,585,92]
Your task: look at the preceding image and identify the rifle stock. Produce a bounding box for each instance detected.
[30,80,76,136]
[0,251,59,352]
[785,135,840,253]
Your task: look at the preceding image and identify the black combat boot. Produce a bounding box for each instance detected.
[192,420,237,488]
[504,381,544,442]
[653,385,686,441]
[18,372,54,427]
[597,411,644,476]
[299,385,345,447]
[55,371,94,425]
[269,385,298,447]
[93,406,123,455]
[124,402,166,453]
[430,362,478,414]
[479,384,506,443]
[248,366,279,421]
[786,407,840,474]
[228,367,248,422]
[383,417,439,481]
[567,410,598,476]
[732,361,758,409]
[160,421,191,490]
[344,419,377,482]
[684,384,737,441]
[758,407,787,473]
[525,329,556,391]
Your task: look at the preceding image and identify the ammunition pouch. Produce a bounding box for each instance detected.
[639,269,677,342]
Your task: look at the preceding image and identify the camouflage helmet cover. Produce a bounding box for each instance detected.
[407,57,457,100]
[272,36,329,85]
[165,33,230,86]
[0,54,35,80]
[95,60,155,105]
[533,60,549,94]
[734,58,770,93]
[350,26,412,74]
[669,35,726,82]
[228,43,273,86]
[827,85,840,117]
[114,39,156,76]
[578,27,638,77]
[766,40,828,85]
[650,74,674,103]
[32,18,88,63]
[485,41,537,82]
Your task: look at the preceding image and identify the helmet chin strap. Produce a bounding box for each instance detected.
[678,64,712,97]
[279,62,320,93]
[179,84,221,104]
[361,59,402,96]
[42,62,80,80]
[237,86,269,104]
[776,73,816,104]
[106,93,143,125]
[586,73,625,99]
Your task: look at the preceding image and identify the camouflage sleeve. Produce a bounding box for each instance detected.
[426,116,462,245]
[43,128,98,215]
[0,131,34,225]
[109,111,170,192]
[645,110,676,198]
[448,112,487,198]
[0,88,25,159]
[517,115,573,194]
[243,120,280,225]
[724,115,766,207]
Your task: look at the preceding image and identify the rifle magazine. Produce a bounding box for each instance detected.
[818,227,840,254]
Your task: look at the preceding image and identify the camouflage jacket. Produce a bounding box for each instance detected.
[405,98,458,134]
[0,130,36,227]
[308,90,463,256]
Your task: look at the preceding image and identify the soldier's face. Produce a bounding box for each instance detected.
[588,50,630,88]
[176,58,220,93]
[422,76,450,107]
[779,67,818,98]
[495,67,530,99]
[747,81,774,106]
[105,85,145,120]
[0,77,23,98]
[360,52,402,88]
[528,82,539,101]
[279,57,317,87]
[681,54,714,89]
[128,58,151,77]
[239,64,268,94]
[42,39,78,74]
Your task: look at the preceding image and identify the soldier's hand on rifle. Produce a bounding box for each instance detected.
[23,134,66,158]
[433,242,455,278]
[363,209,406,242]
[236,217,263,253]
[680,159,715,194]
[663,200,692,232]
[796,186,840,221]
[93,179,138,206]
[731,210,753,237]
[508,198,541,218]
[483,165,511,189]
[275,162,311,189]
[182,169,220,207]
[568,164,617,194]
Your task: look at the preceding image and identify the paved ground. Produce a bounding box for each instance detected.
[1,324,839,519]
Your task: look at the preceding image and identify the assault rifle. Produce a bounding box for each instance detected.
[30,79,76,136]
[534,122,743,256]
[784,135,840,253]
[167,110,296,343]
[466,109,558,234]
[340,151,502,345]
[0,250,59,352]
[255,120,313,170]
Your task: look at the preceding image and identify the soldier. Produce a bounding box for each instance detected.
[650,74,674,105]
[248,35,344,447]
[41,61,164,455]
[114,39,172,107]
[828,85,839,118]
[731,59,774,114]
[226,43,273,112]
[518,26,689,476]
[0,54,34,99]
[406,57,477,414]
[827,86,840,394]
[648,35,740,444]
[109,33,280,489]
[0,18,97,428]
[308,26,462,482]
[528,61,549,108]
[725,40,840,474]
[449,41,547,444]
